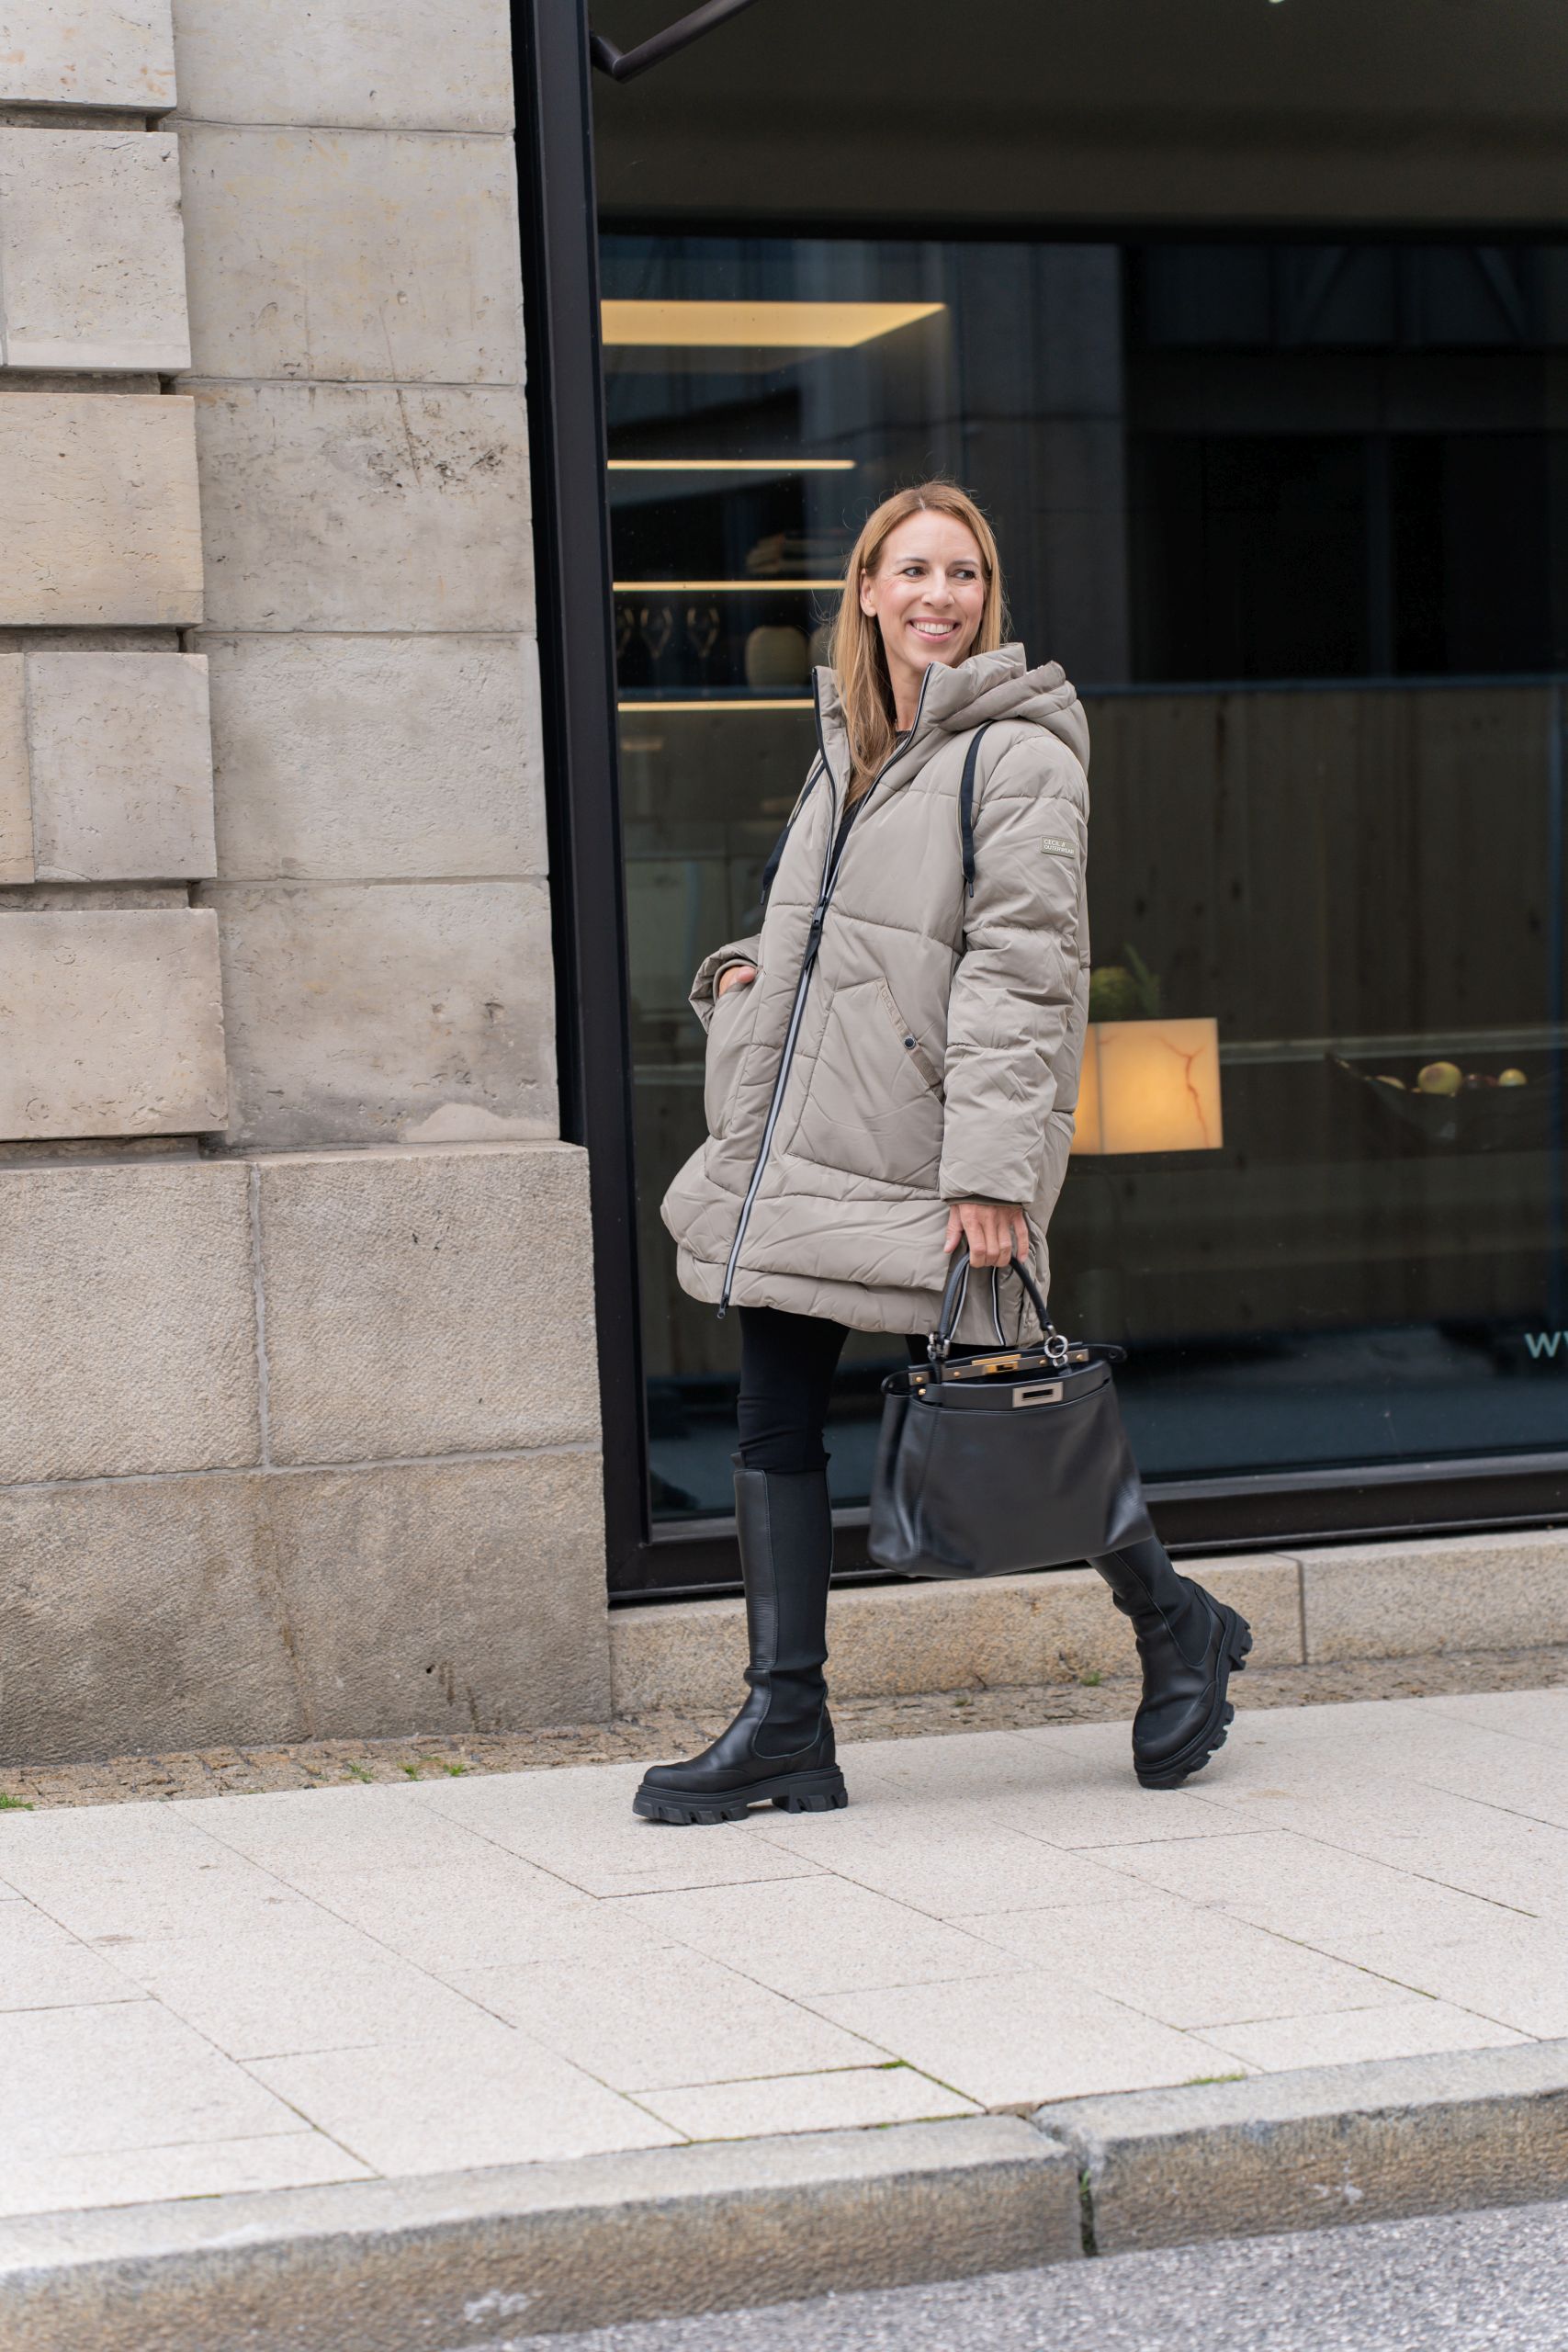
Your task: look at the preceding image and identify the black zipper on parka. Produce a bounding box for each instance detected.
[716,666,936,1317]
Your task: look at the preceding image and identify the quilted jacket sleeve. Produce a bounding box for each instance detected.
[938,734,1089,1205]
[689,934,762,1034]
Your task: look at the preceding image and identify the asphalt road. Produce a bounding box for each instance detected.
[513,2199,1568,2352]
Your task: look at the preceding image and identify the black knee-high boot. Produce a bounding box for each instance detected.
[1088,1534,1253,1788]
[633,1462,848,1825]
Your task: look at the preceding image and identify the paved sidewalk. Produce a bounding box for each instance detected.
[6,1639,1566,1810]
[4,1689,1568,2224]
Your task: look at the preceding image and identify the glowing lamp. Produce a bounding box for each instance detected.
[1069,1017,1224,1155]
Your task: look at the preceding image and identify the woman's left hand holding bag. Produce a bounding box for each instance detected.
[943,1200,1029,1270]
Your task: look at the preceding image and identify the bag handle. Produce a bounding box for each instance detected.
[929,1243,1067,1369]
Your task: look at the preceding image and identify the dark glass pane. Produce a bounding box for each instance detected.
[1130,435,1370,681]
[1393,435,1557,674]
[598,231,1568,1532]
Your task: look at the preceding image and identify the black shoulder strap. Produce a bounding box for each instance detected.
[761,758,825,905]
[959,723,993,900]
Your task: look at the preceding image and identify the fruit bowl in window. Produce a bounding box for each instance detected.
[1327,1051,1560,1153]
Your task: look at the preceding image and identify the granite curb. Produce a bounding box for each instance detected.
[5,2045,1568,2345]
[1034,2039,1568,2256]
[0,2117,1078,2351]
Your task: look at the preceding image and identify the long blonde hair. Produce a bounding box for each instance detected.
[829,481,1007,800]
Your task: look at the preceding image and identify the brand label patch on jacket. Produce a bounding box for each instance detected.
[1040,834,1077,856]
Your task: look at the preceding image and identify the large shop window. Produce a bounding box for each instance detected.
[602,232,1568,1524]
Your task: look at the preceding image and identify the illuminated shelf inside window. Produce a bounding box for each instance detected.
[602,300,943,348]
[613,579,840,593]
[608,458,856,472]
[617,699,813,713]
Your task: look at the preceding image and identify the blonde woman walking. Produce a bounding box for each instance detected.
[637,481,1250,1824]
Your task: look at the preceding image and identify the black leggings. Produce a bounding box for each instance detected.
[737,1304,969,1474]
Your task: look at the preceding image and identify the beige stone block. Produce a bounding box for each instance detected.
[26,652,215,881]
[0,1474,300,1765]
[0,130,188,371]
[0,654,30,883]
[169,0,513,131]
[190,381,530,633]
[200,634,546,882]
[0,394,202,627]
[179,125,522,384]
[196,879,555,1150]
[1303,1527,1568,1661]
[0,1159,258,1484]
[256,1142,598,1464]
[263,1453,612,1736]
[611,1557,1303,1714]
[0,628,181,651]
[0,884,185,911]
[2,0,175,110]
[0,650,212,884]
[0,909,226,1138]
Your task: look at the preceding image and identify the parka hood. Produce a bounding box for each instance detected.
[814,641,1089,776]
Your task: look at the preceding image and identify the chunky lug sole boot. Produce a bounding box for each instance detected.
[1088,1534,1254,1789]
[634,1464,848,1826]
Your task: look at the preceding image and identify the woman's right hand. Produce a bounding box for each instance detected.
[716,963,758,999]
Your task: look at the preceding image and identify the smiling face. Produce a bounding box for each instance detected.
[859,509,987,715]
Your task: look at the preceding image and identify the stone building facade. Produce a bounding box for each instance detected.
[1,0,606,1763]
[5,1,1566,1769]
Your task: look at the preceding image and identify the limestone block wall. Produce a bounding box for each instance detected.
[0,0,608,1764]
[172,0,546,1155]
[0,2,219,1129]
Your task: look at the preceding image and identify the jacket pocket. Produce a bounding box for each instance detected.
[873,978,944,1093]
[786,977,944,1190]
[702,970,761,1139]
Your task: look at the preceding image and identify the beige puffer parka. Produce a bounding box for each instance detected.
[660,642,1091,1348]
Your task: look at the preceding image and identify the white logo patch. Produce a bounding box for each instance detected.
[1041,835,1076,856]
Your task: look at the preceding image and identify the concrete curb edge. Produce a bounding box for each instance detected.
[0,2115,1079,2351]
[4,2043,1567,2345]
[1034,2038,1568,2256]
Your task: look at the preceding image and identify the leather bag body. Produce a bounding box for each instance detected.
[868,1250,1156,1579]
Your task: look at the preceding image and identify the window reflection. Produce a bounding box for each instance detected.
[603,232,1568,1522]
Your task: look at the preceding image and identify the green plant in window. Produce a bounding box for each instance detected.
[1089,942,1161,1022]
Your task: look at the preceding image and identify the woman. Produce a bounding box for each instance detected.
[637,482,1250,1825]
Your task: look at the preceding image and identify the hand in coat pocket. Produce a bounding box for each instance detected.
[703,965,762,1138]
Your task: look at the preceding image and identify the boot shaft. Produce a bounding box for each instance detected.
[1090,1534,1212,1671]
[732,1461,835,1759]
[732,1461,834,1679]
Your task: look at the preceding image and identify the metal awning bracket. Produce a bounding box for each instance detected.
[590,0,764,83]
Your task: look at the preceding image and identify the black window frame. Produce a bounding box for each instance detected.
[514,0,1568,1603]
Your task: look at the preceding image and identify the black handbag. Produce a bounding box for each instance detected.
[867,1247,1156,1578]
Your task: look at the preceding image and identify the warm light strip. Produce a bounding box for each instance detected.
[608,458,857,471]
[602,300,944,348]
[618,699,814,713]
[613,579,841,592]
